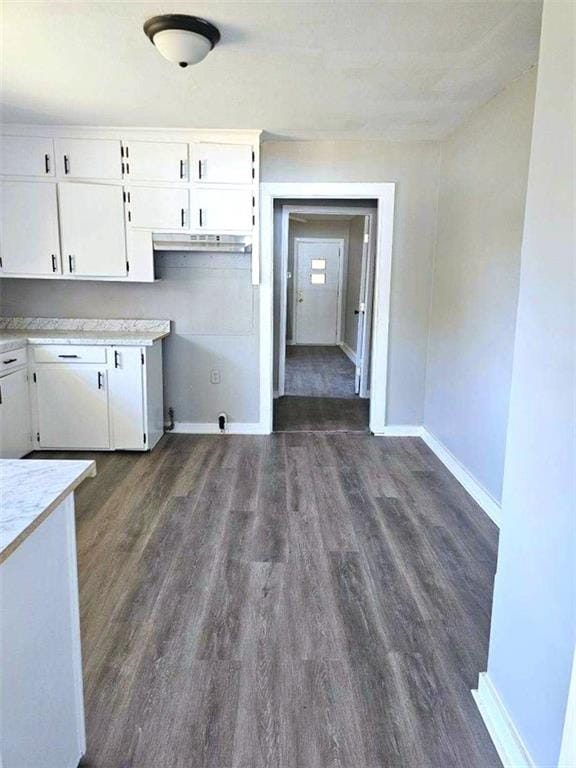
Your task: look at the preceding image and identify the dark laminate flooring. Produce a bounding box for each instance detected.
[285,345,356,398]
[35,433,502,768]
[274,395,369,432]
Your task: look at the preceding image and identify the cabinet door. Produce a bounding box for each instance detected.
[109,347,145,450]
[59,183,127,277]
[194,143,253,184]
[124,141,188,182]
[1,136,55,177]
[0,182,61,275]
[0,369,32,458]
[128,186,189,230]
[56,138,122,180]
[195,188,253,231]
[35,366,109,449]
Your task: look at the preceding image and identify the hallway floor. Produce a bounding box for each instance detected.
[37,433,501,768]
[276,345,369,432]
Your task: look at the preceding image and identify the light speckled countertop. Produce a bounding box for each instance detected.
[0,317,171,354]
[0,459,96,563]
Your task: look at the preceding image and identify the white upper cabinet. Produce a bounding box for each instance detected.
[0,182,61,275]
[58,183,127,277]
[193,143,254,184]
[123,141,188,182]
[128,186,189,230]
[195,187,253,231]
[55,138,122,180]
[1,136,55,177]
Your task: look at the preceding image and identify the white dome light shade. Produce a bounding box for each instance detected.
[143,15,220,68]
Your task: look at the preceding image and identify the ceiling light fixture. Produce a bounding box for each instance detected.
[143,14,220,68]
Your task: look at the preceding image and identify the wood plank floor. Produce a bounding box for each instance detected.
[274,395,369,432]
[285,345,356,398]
[35,434,502,768]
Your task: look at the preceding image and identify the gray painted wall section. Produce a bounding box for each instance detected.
[424,67,537,502]
[486,3,576,764]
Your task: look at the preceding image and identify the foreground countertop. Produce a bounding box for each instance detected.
[0,317,171,354]
[0,459,96,564]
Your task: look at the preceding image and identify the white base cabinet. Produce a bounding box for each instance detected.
[0,364,32,458]
[30,341,163,452]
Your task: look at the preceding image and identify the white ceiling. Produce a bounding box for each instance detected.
[1,1,542,141]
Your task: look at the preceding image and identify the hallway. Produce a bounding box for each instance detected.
[285,345,356,398]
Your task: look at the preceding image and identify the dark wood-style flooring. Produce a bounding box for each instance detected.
[36,433,501,768]
[274,395,369,432]
[285,345,356,398]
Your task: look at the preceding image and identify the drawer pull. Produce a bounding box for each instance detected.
[2,358,17,364]
[58,354,79,358]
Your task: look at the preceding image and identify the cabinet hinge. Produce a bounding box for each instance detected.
[121,146,125,158]
[33,372,37,383]
[36,432,40,443]
[126,260,130,273]
[141,351,144,365]
[143,432,147,445]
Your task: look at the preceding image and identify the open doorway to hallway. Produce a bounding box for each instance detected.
[273,201,377,432]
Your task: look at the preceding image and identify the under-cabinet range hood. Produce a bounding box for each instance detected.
[152,233,252,253]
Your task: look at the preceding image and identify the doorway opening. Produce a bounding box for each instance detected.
[273,202,377,432]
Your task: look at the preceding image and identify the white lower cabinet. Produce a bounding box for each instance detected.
[0,366,32,458]
[30,342,163,451]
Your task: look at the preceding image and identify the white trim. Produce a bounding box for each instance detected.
[340,342,357,364]
[260,182,396,436]
[373,425,423,437]
[472,673,535,768]
[420,428,501,526]
[169,421,268,435]
[560,644,576,768]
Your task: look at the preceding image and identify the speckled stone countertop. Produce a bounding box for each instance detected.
[0,318,171,354]
[0,459,96,563]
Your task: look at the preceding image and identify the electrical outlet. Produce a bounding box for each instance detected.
[210,369,221,384]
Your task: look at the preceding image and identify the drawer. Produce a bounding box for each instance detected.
[0,346,27,374]
[33,345,107,364]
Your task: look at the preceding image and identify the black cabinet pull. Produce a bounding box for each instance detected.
[3,358,17,364]
[0,384,2,405]
[181,208,185,227]
[199,208,203,227]
[51,254,57,272]
[68,254,74,272]
[114,350,120,368]
[63,155,70,174]
[98,371,104,389]
[180,159,185,179]
[44,154,50,174]
[198,160,202,179]
[58,354,79,358]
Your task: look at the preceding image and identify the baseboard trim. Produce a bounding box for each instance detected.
[472,673,535,768]
[168,421,270,435]
[373,426,423,437]
[339,342,357,365]
[420,428,501,527]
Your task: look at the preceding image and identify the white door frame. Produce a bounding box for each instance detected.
[292,236,345,347]
[260,182,396,435]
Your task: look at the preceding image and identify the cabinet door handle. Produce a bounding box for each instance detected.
[51,254,57,272]
[181,208,185,227]
[98,371,104,389]
[68,254,74,273]
[180,159,185,179]
[58,354,79,358]
[3,358,17,364]
[45,154,50,174]
[198,159,202,179]
[199,208,203,227]
[63,154,70,174]
[114,350,120,368]
[0,384,2,405]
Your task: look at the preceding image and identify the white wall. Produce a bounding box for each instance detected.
[343,216,365,354]
[424,67,537,503]
[485,2,575,765]
[262,141,441,426]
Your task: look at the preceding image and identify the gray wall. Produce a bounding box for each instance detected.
[263,141,441,425]
[343,216,365,353]
[486,3,575,764]
[424,67,537,502]
[0,253,259,425]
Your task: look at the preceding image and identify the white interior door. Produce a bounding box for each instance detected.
[59,183,127,276]
[294,239,342,345]
[354,216,376,398]
[0,181,61,275]
[35,366,110,449]
[109,346,145,450]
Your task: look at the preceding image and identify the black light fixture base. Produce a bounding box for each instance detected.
[143,14,221,50]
